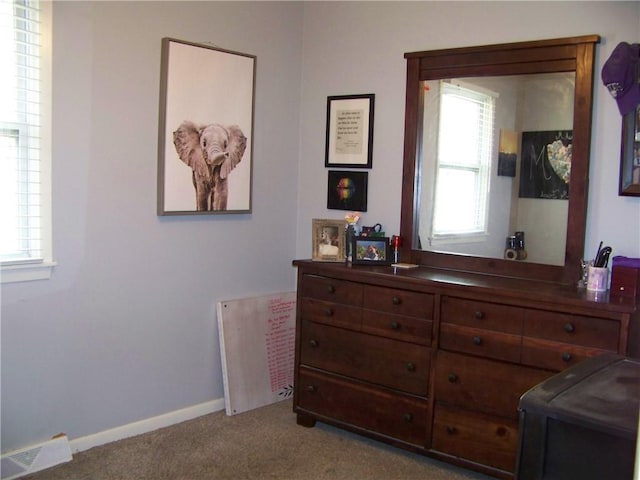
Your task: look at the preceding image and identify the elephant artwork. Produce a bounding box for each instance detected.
[172,120,247,211]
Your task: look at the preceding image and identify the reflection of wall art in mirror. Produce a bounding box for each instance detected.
[327,170,368,211]
[325,94,375,168]
[619,105,640,196]
[518,130,572,200]
[351,236,391,265]
[497,129,518,177]
[311,219,346,262]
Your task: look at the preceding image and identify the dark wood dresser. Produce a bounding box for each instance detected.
[292,260,639,479]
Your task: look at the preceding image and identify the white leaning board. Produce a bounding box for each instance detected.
[217,292,296,415]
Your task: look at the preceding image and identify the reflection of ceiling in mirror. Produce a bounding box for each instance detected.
[417,72,575,267]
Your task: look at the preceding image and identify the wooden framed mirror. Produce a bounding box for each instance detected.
[400,35,600,284]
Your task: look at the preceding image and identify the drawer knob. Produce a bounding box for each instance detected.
[474,311,484,320]
[392,296,402,305]
[326,285,336,294]
[448,373,458,383]
[446,426,457,435]
[472,336,482,346]
[564,322,575,333]
[305,385,317,393]
[390,321,400,330]
[406,362,416,372]
[309,339,319,348]
[403,413,414,423]
[562,352,572,362]
[324,308,334,317]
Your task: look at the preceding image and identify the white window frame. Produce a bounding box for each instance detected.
[1,0,54,284]
[429,79,495,245]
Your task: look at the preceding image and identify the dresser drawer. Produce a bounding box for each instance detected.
[297,367,429,447]
[362,311,432,345]
[434,351,551,418]
[441,297,523,334]
[521,337,612,371]
[299,320,430,396]
[523,310,620,350]
[364,285,434,319]
[302,275,363,305]
[439,323,521,363]
[432,404,519,473]
[301,298,362,330]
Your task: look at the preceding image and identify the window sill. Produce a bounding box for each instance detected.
[1,261,57,284]
[429,233,489,246]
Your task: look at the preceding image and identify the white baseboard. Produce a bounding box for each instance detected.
[69,397,225,453]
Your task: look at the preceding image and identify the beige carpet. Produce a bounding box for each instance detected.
[24,400,494,480]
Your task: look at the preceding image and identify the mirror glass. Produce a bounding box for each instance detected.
[417,72,575,266]
[400,36,600,284]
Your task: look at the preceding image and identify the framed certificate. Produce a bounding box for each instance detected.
[324,94,374,168]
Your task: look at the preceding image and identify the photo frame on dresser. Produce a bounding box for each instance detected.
[351,236,391,265]
[311,218,346,262]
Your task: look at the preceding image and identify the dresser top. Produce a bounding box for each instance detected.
[293,260,639,315]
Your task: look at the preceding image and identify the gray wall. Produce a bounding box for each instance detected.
[2,1,640,453]
[295,1,640,261]
[1,1,303,452]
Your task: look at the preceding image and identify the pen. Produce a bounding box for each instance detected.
[594,241,603,264]
[594,246,612,268]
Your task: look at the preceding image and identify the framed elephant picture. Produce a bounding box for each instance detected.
[157,38,256,215]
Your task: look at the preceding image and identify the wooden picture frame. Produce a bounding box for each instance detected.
[325,94,374,168]
[619,105,640,196]
[157,38,256,215]
[311,219,346,262]
[351,236,391,265]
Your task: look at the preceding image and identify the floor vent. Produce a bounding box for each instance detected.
[1,435,72,480]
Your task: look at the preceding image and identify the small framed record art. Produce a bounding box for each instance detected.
[327,170,368,211]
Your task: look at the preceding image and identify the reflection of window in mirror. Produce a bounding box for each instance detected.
[404,36,598,281]
[429,80,496,246]
[418,73,573,265]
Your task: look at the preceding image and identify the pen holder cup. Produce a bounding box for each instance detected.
[587,266,608,292]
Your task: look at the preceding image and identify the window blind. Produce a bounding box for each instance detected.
[432,80,495,237]
[1,0,43,263]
